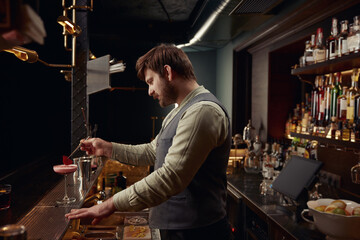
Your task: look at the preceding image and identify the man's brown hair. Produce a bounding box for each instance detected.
[136,44,196,81]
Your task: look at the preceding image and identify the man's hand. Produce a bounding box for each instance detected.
[65,197,117,225]
[80,138,113,158]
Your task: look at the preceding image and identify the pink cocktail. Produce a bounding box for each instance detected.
[53,164,78,205]
[53,164,78,174]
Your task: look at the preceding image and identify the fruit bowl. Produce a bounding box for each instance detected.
[301,198,360,240]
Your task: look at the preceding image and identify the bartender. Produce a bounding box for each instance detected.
[65,44,232,240]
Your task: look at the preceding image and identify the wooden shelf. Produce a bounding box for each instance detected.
[290,132,360,150]
[291,52,360,75]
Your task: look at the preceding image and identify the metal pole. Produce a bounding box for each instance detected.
[71,0,89,153]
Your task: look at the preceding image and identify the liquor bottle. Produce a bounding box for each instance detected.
[324,74,333,125]
[285,114,292,137]
[301,111,309,134]
[331,72,342,121]
[347,69,360,124]
[326,120,337,139]
[335,121,342,140]
[311,76,319,123]
[327,18,339,60]
[274,146,284,171]
[342,120,351,141]
[317,75,325,123]
[309,140,318,160]
[313,28,326,63]
[337,86,348,122]
[305,92,311,113]
[292,105,300,133]
[338,20,349,57]
[355,91,360,124]
[347,23,356,53]
[297,103,304,133]
[304,39,314,65]
[353,16,360,53]
[261,143,273,179]
[270,143,277,166]
[348,16,360,53]
[355,122,360,142]
[262,143,270,166]
[304,140,311,158]
[350,123,356,142]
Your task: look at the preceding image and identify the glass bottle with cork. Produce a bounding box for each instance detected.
[346,69,360,125]
[353,16,360,53]
[324,74,333,126]
[348,16,360,53]
[338,20,349,57]
[317,76,326,136]
[313,28,326,63]
[337,86,348,123]
[311,76,320,131]
[331,72,342,122]
[327,18,339,60]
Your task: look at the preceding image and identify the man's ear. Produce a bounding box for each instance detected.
[164,65,173,82]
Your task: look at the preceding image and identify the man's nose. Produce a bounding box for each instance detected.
[148,87,154,96]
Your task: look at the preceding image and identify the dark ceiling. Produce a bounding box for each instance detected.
[86,0,291,57]
[2,0,298,65]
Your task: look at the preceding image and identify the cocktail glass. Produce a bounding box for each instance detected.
[53,164,78,204]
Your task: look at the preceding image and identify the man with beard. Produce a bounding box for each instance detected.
[65,44,232,240]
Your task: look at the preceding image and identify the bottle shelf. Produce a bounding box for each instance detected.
[290,132,360,150]
[291,52,360,75]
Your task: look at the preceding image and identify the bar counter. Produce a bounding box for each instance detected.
[226,167,360,240]
[1,159,355,240]
[16,159,103,240]
[0,158,161,240]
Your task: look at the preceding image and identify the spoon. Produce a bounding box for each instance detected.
[63,136,90,165]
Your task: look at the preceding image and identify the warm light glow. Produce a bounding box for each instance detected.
[57,16,82,36]
[4,46,38,63]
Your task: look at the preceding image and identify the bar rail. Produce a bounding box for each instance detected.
[16,162,104,240]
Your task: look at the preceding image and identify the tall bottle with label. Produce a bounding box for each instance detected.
[337,86,348,122]
[327,18,339,59]
[331,72,342,122]
[317,76,325,124]
[311,76,319,125]
[304,40,314,66]
[347,69,360,125]
[313,28,326,63]
[348,24,355,54]
[274,146,284,171]
[324,74,333,125]
[353,16,360,53]
[338,20,349,57]
[348,16,360,53]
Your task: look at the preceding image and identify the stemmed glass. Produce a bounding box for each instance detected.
[351,153,360,184]
[309,182,323,200]
[53,164,78,204]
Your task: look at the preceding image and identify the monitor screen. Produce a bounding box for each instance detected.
[272,155,323,200]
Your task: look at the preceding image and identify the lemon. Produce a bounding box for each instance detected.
[315,205,326,212]
[330,200,347,209]
[352,207,360,216]
[332,208,346,215]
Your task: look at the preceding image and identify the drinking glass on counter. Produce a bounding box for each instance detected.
[53,164,78,204]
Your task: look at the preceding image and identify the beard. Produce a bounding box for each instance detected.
[158,80,177,108]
